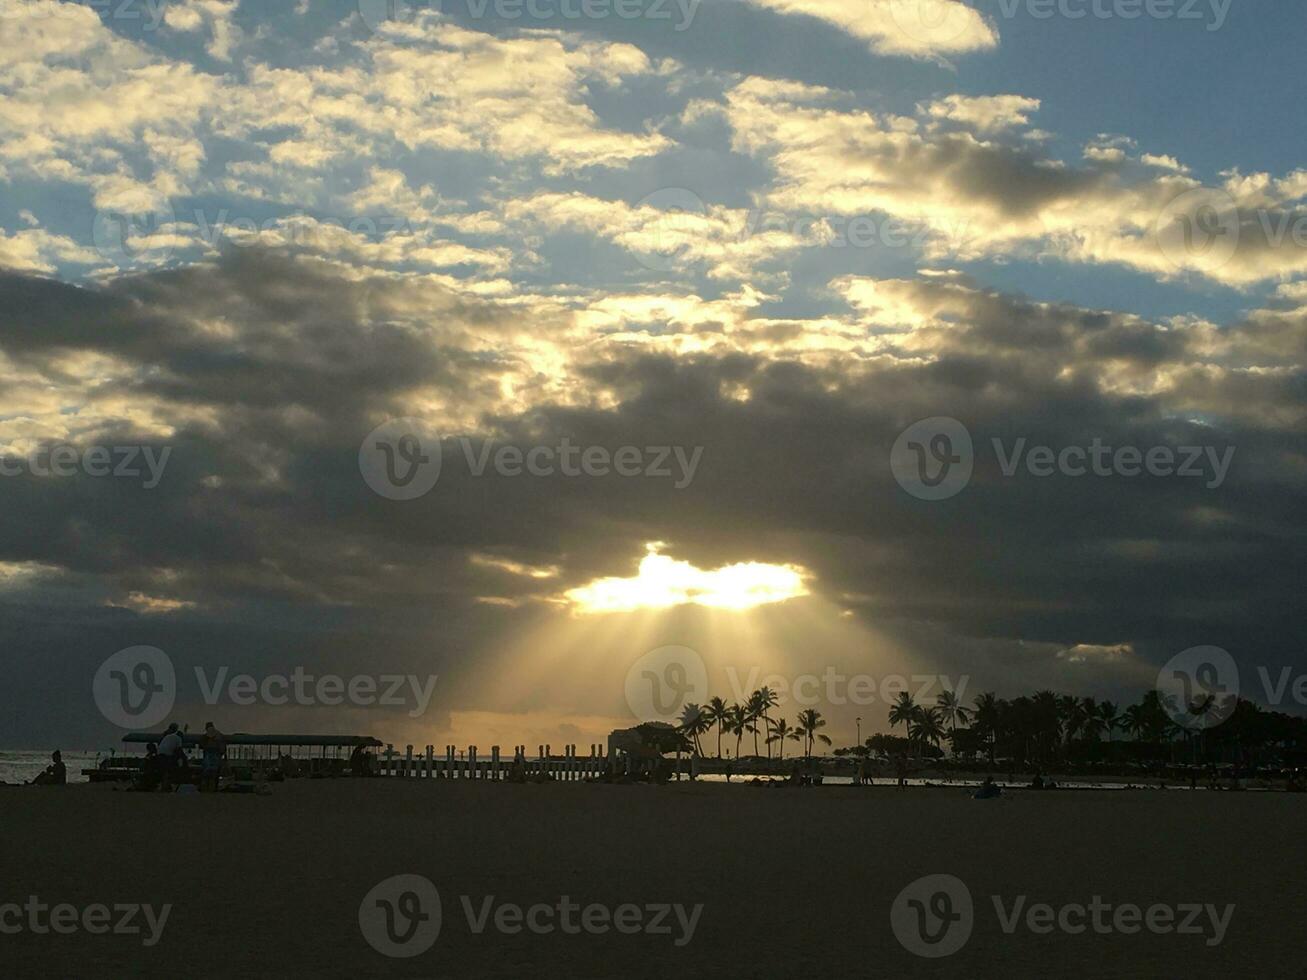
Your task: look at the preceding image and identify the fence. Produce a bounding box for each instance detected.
[378,743,608,780]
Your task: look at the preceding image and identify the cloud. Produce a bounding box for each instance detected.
[1,3,1303,748]
[0,0,221,211]
[0,224,102,273]
[165,0,244,61]
[503,191,812,281]
[220,17,673,180]
[0,254,1300,660]
[741,0,998,58]
[922,94,1041,132]
[722,78,1307,288]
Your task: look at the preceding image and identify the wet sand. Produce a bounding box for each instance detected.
[2,779,1303,978]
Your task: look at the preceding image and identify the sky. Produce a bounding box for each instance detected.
[1,0,1304,752]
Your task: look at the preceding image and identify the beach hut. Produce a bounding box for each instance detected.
[607,723,691,780]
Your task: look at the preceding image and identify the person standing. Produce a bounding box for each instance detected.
[200,722,226,792]
[157,723,186,790]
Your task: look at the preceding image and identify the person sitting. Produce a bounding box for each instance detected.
[133,743,164,792]
[30,750,66,786]
[973,776,1002,799]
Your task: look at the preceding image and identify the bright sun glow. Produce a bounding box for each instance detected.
[563,543,810,613]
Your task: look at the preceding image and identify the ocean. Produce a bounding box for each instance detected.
[0,749,103,785]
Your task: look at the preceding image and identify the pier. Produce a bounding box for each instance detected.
[378,743,608,780]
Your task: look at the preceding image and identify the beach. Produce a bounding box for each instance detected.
[0,750,99,786]
[2,779,1303,978]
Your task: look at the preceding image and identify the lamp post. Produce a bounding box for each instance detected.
[856,716,862,747]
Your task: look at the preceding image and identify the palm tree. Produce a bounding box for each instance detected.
[1122,703,1148,740]
[888,691,916,736]
[727,703,753,759]
[676,703,711,755]
[1057,693,1082,746]
[1097,700,1120,743]
[1078,697,1106,742]
[971,692,1001,763]
[1138,690,1172,742]
[795,708,831,758]
[745,689,767,757]
[756,686,779,758]
[766,716,794,761]
[703,697,729,758]
[908,706,946,751]
[1032,690,1061,763]
[936,690,970,736]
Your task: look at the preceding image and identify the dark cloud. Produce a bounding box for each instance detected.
[0,252,1304,747]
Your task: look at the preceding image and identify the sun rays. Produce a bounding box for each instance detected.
[561,542,810,614]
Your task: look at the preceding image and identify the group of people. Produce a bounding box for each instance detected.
[132,722,227,792]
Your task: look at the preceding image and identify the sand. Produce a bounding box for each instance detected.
[2,779,1303,978]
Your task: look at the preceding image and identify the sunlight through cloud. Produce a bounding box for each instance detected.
[563,543,810,614]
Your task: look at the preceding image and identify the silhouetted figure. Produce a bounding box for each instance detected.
[973,776,1002,800]
[199,722,226,791]
[157,723,187,790]
[505,756,527,783]
[134,743,164,792]
[30,750,66,786]
[349,744,375,777]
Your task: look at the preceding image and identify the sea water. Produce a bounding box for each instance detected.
[0,749,102,785]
